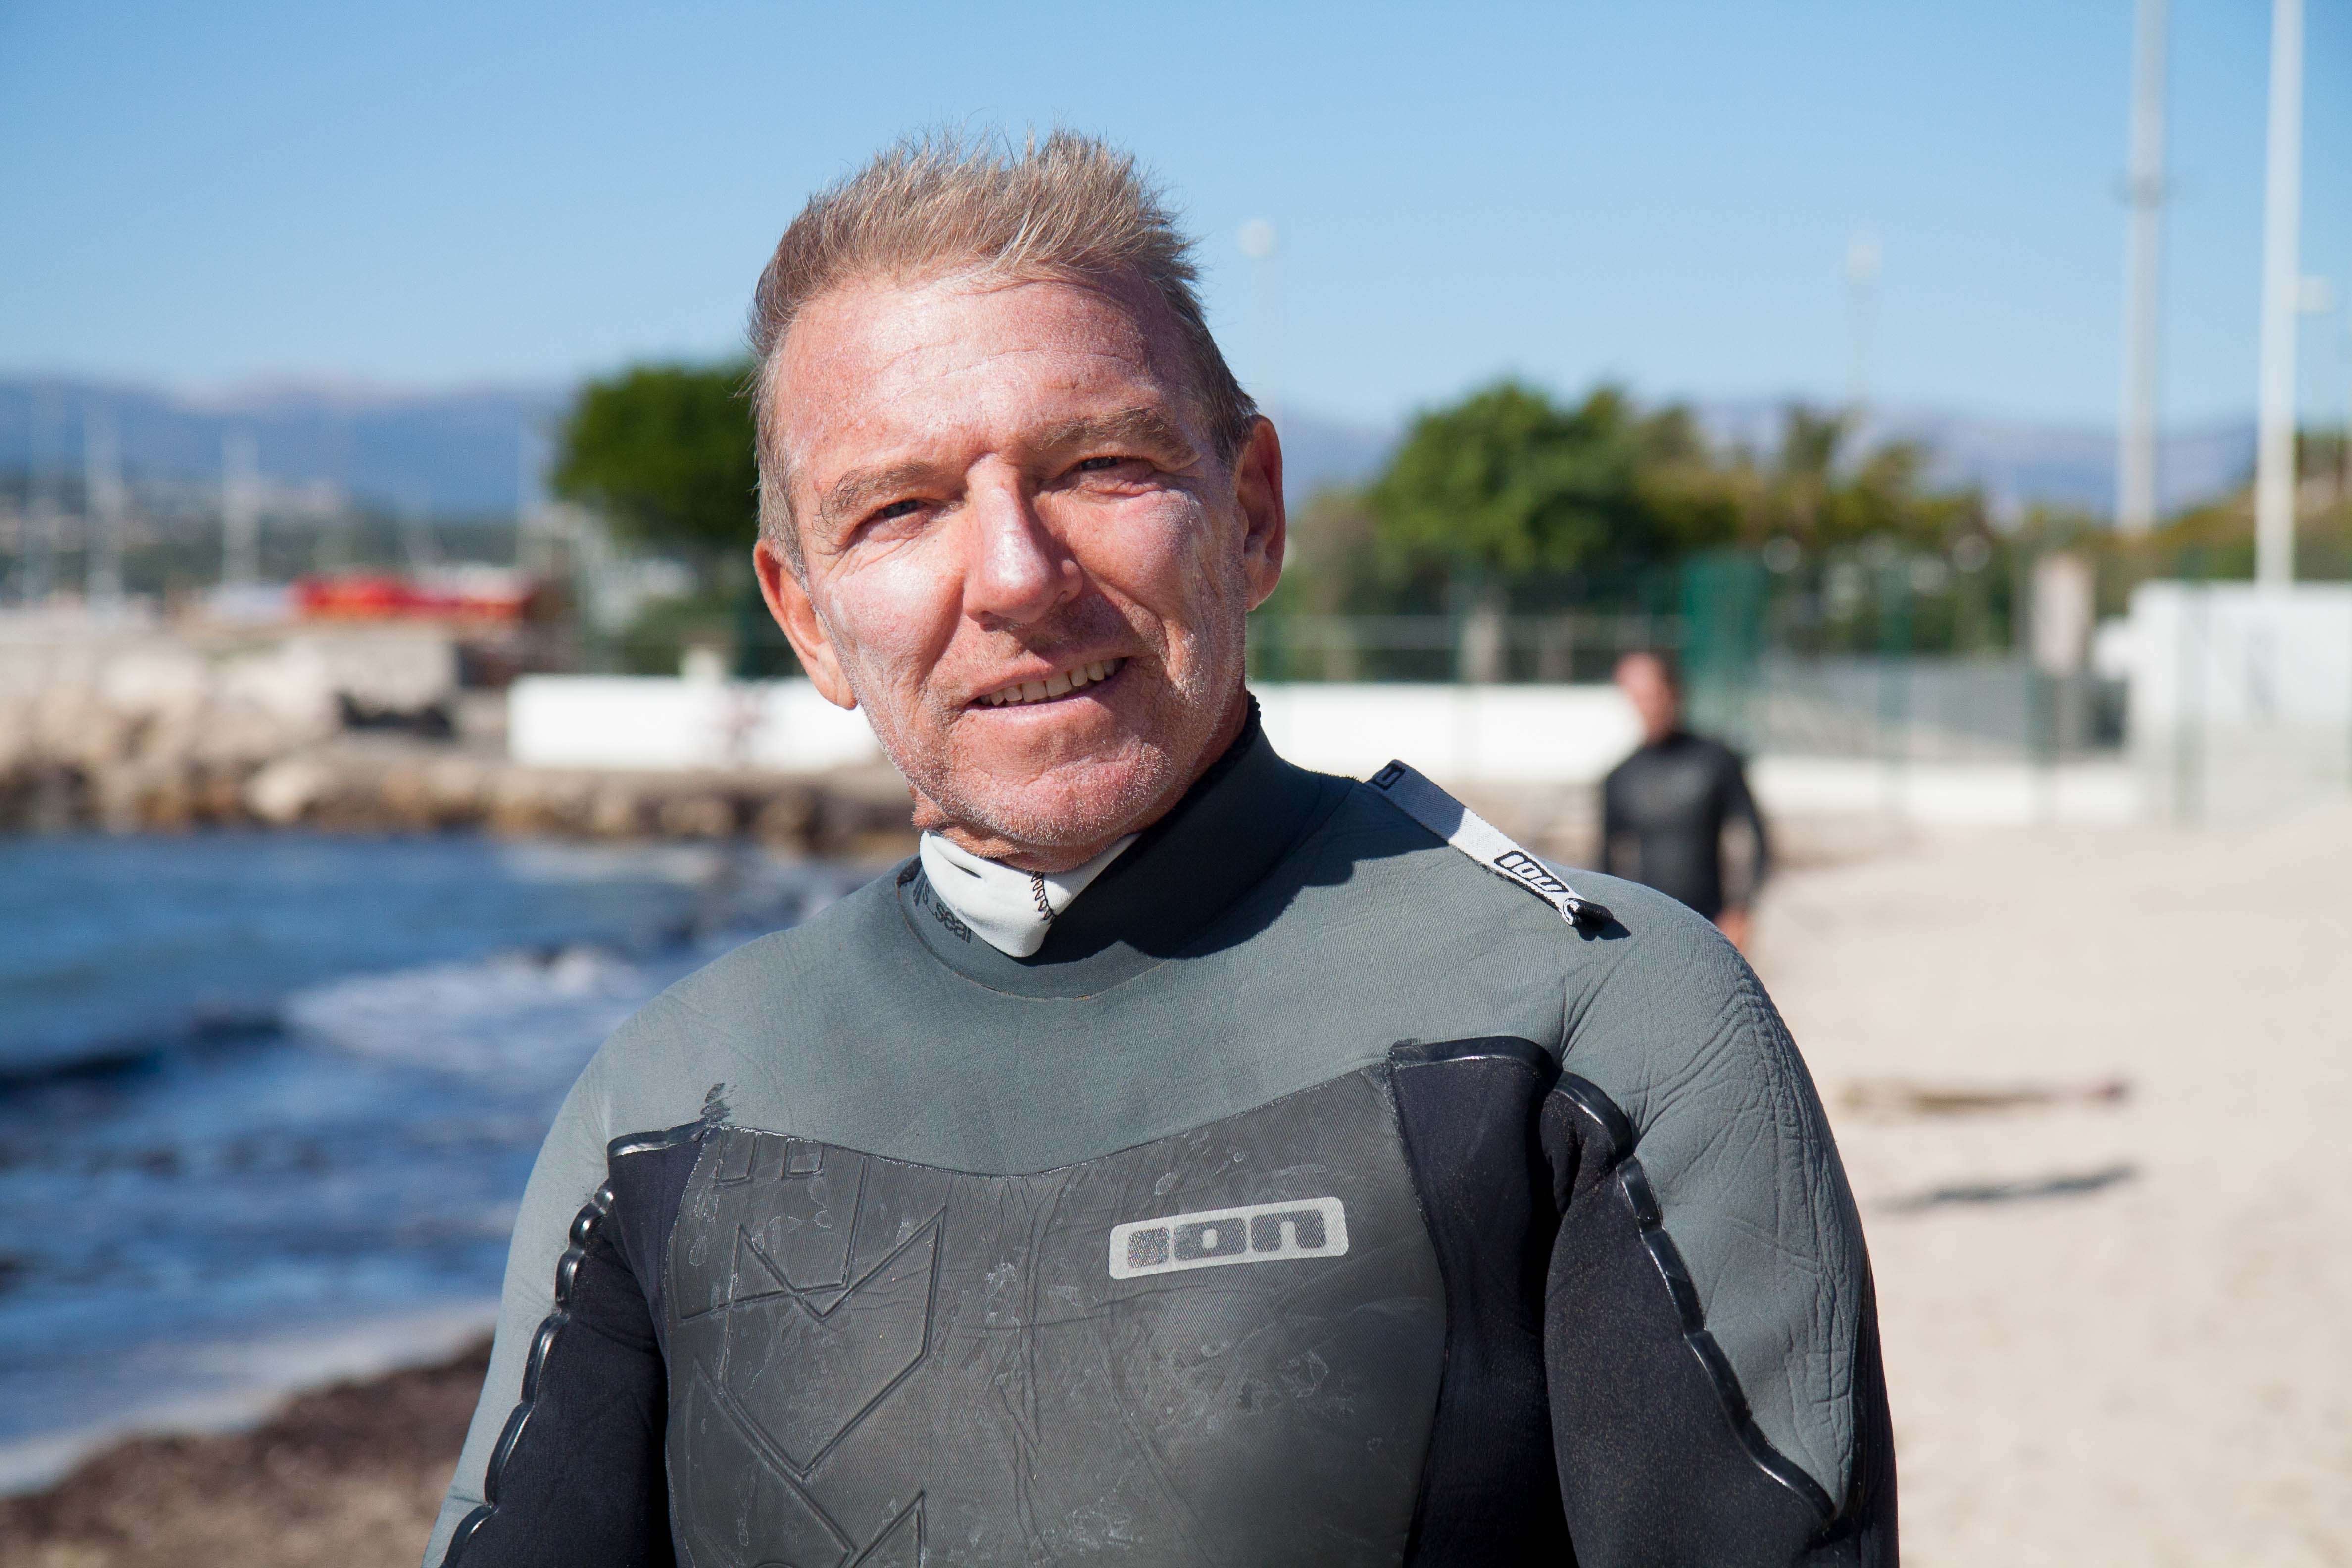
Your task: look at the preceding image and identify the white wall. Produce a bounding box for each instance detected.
[505,674,2159,825]
[510,676,1643,781]
[507,676,885,772]
[1253,682,1640,784]
[2125,582,2352,735]
[2121,583,2352,821]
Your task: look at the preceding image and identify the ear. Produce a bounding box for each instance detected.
[753,536,858,710]
[1233,416,1286,609]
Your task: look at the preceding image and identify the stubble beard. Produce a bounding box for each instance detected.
[848,587,1247,863]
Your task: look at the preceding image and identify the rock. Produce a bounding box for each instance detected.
[245,757,336,826]
[589,785,648,838]
[298,630,458,718]
[753,790,814,846]
[215,644,340,749]
[656,794,735,840]
[97,646,210,719]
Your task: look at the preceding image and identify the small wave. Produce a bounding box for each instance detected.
[0,858,869,1097]
[0,1005,286,1090]
[281,942,678,1085]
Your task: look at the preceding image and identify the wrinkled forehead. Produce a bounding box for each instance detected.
[765,268,1206,487]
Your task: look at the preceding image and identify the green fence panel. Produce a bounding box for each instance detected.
[1679,550,1768,750]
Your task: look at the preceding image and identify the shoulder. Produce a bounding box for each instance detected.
[1555,868,1800,1136]
[1300,778,1814,1144]
[569,865,911,1138]
[1690,733,1749,771]
[1544,870,1862,1502]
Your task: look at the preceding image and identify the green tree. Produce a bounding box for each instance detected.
[1367,381,1668,586]
[552,362,760,567]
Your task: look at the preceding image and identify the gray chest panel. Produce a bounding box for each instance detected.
[662,1068,1446,1568]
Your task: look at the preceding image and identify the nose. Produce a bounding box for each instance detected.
[961,463,1080,629]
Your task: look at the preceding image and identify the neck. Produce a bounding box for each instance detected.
[918,686,1254,875]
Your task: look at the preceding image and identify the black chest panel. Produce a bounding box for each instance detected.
[660,1068,1448,1568]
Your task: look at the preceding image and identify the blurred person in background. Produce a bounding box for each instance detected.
[1603,650,1771,952]
[428,133,1890,1568]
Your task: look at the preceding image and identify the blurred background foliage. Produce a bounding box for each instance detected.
[549,360,2350,675]
[553,362,759,572]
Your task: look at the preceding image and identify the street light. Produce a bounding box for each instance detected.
[1238,219,1282,424]
[1846,229,1882,424]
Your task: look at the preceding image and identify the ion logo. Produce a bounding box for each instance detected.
[1107,1197,1349,1280]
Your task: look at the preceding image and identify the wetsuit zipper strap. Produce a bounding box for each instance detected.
[1367,759,1612,931]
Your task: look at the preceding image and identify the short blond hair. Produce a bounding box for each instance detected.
[747,130,1258,563]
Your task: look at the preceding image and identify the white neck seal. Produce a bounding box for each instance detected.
[917,832,1138,958]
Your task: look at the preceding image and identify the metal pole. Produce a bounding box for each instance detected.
[1238,220,1283,428]
[2254,0,2303,587]
[2340,308,2351,506]
[24,387,62,604]
[1847,231,1881,424]
[2116,0,2169,533]
[2173,549,2206,823]
[1877,555,1910,822]
[222,429,261,587]
[84,401,125,609]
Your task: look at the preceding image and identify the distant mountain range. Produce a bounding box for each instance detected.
[1698,399,2255,521]
[0,374,2255,522]
[0,377,568,518]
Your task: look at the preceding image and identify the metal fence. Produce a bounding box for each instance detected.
[1242,547,2120,771]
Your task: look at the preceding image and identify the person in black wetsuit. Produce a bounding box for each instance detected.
[1602,650,1770,951]
[427,134,1892,1568]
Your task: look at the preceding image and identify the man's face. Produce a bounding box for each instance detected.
[755,270,1283,867]
[1615,654,1681,745]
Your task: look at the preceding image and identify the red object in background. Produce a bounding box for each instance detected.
[294,571,537,621]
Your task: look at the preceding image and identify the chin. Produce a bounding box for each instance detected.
[936,735,1185,852]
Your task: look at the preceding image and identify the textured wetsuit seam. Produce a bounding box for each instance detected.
[658,1130,723,1568]
[1732,960,1846,1497]
[1552,1072,1841,1527]
[440,1183,614,1566]
[687,1058,1383,1182]
[440,1121,707,1568]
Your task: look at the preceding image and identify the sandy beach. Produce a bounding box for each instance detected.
[4,800,2347,1565]
[1759,798,2352,1566]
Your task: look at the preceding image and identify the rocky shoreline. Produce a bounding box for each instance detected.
[0,741,921,857]
[0,1341,489,1568]
[0,624,919,855]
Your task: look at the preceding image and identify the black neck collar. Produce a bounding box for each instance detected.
[895,698,1348,998]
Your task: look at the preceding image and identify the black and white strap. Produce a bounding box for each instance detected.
[1367,759,1612,931]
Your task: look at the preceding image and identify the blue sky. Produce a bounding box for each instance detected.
[2,0,2345,430]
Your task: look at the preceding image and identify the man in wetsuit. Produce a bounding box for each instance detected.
[1602,651,1771,952]
[427,134,1893,1568]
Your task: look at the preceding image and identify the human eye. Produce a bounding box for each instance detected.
[1067,453,1154,487]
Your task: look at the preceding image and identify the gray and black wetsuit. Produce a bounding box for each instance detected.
[427,712,1893,1568]
[1601,730,1770,921]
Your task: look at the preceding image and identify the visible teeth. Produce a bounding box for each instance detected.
[980,658,1121,708]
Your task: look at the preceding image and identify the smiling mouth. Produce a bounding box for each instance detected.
[975,658,1126,708]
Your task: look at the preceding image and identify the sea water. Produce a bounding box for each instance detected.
[0,832,872,1487]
